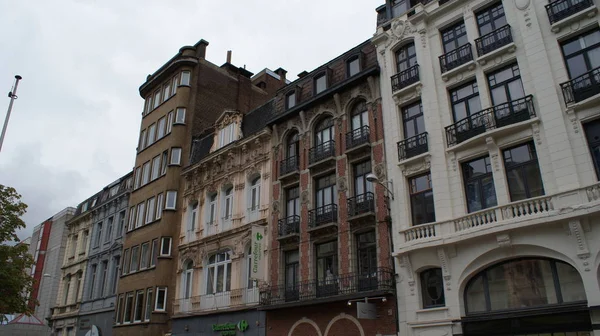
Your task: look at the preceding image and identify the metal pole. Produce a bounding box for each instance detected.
[0,75,23,153]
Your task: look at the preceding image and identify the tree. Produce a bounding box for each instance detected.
[0,185,34,323]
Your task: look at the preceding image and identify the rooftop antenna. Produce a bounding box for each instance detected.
[0,75,23,153]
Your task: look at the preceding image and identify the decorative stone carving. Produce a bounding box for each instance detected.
[531,122,542,145]
[272,200,280,214]
[399,255,415,296]
[496,233,512,248]
[374,163,386,181]
[235,183,245,191]
[401,156,431,176]
[449,152,457,172]
[514,0,531,10]
[262,172,270,180]
[437,248,451,291]
[301,190,310,205]
[419,29,427,48]
[337,176,348,192]
[566,108,579,133]
[391,20,417,42]
[569,219,591,263]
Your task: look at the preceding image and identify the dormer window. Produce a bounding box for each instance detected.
[347,56,360,77]
[286,91,296,110]
[218,123,236,148]
[314,73,327,94]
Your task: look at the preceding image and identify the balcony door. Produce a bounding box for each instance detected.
[476,2,507,36]
[284,186,300,235]
[245,246,259,304]
[180,261,193,312]
[287,132,299,159]
[315,174,337,224]
[488,64,527,123]
[561,28,600,79]
[316,241,338,297]
[351,101,369,132]
[315,117,334,149]
[357,231,377,291]
[285,250,299,301]
[204,251,231,309]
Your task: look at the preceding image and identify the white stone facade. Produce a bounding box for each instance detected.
[373,0,600,335]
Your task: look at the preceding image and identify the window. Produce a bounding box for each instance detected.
[70,235,77,257]
[134,167,142,189]
[503,141,544,201]
[117,210,126,236]
[314,117,334,147]
[206,251,231,294]
[151,239,159,267]
[180,71,191,86]
[142,161,151,185]
[109,185,119,197]
[157,117,166,139]
[187,202,198,234]
[156,193,164,220]
[351,101,369,132]
[441,21,468,53]
[286,91,296,110]
[116,294,124,324]
[89,264,97,299]
[314,73,327,94]
[246,246,257,289]
[124,292,134,323]
[396,42,417,73]
[171,76,178,96]
[181,261,193,299]
[145,197,155,224]
[147,123,156,145]
[163,83,171,102]
[74,273,82,301]
[392,0,410,17]
[153,90,161,109]
[421,268,445,308]
[315,174,337,209]
[488,64,525,115]
[140,242,150,270]
[82,230,88,251]
[128,206,135,231]
[402,101,425,139]
[347,56,360,77]
[465,258,586,314]
[175,108,186,124]
[82,202,88,212]
[354,160,373,196]
[315,241,338,293]
[151,155,161,180]
[476,2,507,36]
[584,119,600,179]
[166,111,173,134]
[165,191,177,210]
[170,147,182,165]
[155,287,167,311]
[462,156,497,213]
[94,223,103,247]
[91,198,97,207]
[286,186,300,218]
[133,290,144,322]
[357,231,377,279]
[207,194,217,224]
[161,151,168,175]
[130,245,140,272]
[63,275,71,305]
[218,123,236,148]
[139,130,146,150]
[286,131,299,159]
[409,172,436,225]
[144,97,151,116]
[285,250,299,299]
[99,260,108,297]
[561,29,600,80]
[450,81,481,123]
[223,187,233,220]
[105,217,113,242]
[111,257,120,294]
[249,177,261,212]
[122,249,130,275]
[160,237,172,256]
[144,288,153,321]
[136,202,145,228]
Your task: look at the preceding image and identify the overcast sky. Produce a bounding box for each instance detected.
[0,0,381,240]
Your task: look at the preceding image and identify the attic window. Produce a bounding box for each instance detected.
[314,73,327,94]
[257,81,267,89]
[218,123,236,148]
[286,91,296,110]
[91,198,97,207]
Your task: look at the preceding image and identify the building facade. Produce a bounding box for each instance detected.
[114,39,284,336]
[373,0,600,335]
[263,40,397,336]
[77,173,132,336]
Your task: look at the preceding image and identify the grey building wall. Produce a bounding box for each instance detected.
[172,310,266,336]
[77,311,113,336]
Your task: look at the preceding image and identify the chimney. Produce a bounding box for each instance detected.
[275,67,287,83]
[194,39,209,59]
[297,71,309,79]
[227,50,232,64]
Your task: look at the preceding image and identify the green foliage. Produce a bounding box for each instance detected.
[0,185,35,323]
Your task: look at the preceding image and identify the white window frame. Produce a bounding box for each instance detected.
[170,148,182,166]
[160,237,172,256]
[128,206,135,231]
[205,251,231,295]
[249,176,261,212]
[188,202,198,234]
[140,242,150,270]
[124,292,134,323]
[144,288,153,321]
[147,123,156,145]
[130,245,140,273]
[156,193,164,220]
[171,76,178,96]
[163,83,171,102]
[139,129,147,150]
[150,239,158,267]
[181,261,194,300]
[136,202,145,229]
[207,194,217,225]
[145,197,155,224]
[133,290,144,323]
[157,117,166,139]
[142,161,151,185]
[166,111,173,134]
[134,167,142,189]
[223,187,233,220]
[151,155,161,181]
[155,287,167,312]
[180,71,191,86]
[153,90,161,109]
[165,191,177,210]
[175,108,186,124]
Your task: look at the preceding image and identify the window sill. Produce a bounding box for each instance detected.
[177,84,191,89]
[133,174,166,193]
[136,133,170,154]
[164,207,177,212]
[173,122,186,126]
[142,94,177,119]
[120,266,156,278]
[158,255,173,259]
[168,163,181,167]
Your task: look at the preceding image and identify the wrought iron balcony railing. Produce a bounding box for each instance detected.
[309,140,335,165]
[475,25,513,57]
[439,43,473,73]
[347,192,375,217]
[280,156,299,176]
[391,65,420,92]
[397,132,428,161]
[446,95,535,146]
[260,268,394,306]
[308,204,338,228]
[546,0,594,25]
[560,66,600,105]
[346,125,370,150]
[278,215,300,237]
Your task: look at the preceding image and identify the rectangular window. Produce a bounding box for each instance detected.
[70,235,77,257]
[160,237,172,256]
[128,206,135,231]
[145,288,153,321]
[89,264,97,299]
[139,129,146,150]
[105,217,113,242]
[161,151,168,175]
[315,174,337,209]
[99,260,108,297]
[170,148,182,165]
[157,117,166,139]
[94,223,103,247]
[150,239,158,267]
[116,294,124,324]
[180,71,191,86]
[347,57,360,77]
[156,193,164,220]
[163,83,171,102]
[134,167,142,189]
[117,210,126,236]
[487,65,527,127]
[396,42,417,73]
[111,257,120,294]
[462,156,497,213]
[82,202,88,212]
[402,101,425,139]
[147,123,156,145]
[285,250,300,298]
[144,97,151,116]
[409,172,436,225]
[353,160,373,196]
[133,290,144,322]
[476,1,507,36]
[175,108,186,124]
[145,197,155,224]
[356,231,377,277]
[82,230,88,251]
[142,161,151,185]
[136,202,145,228]
[151,155,160,181]
[155,287,167,311]
[314,73,327,94]
[130,245,140,273]
[165,191,177,210]
[450,81,481,123]
[171,76,178,95]
[124,292,134,323]
[286,91,296,110]
[153,90,161,109]
[140,242,150,270]
[503,141,544,201]
[441,21,468,53]
[584,119,600,179]
[166,111,173,134]
[122,249,130,275]
[315,241,338,291]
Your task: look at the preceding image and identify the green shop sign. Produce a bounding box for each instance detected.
[212,320,249,335]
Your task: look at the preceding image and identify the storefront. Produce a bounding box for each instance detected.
[172,309,265,336]
[77,311,113,336]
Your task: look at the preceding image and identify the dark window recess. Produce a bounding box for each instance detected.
[488,64,529,124]
[503,141,545,202]
[314,74,327,95]
[347,101,370,149]
[281,131,299,175]
[284,250,299,301]
[311,174,338,227]
[402,101,425,139]
[475,3,511,56]
[560,29,600,104]
[421,268,445,308]
[440,21,472,72]
[348,161,375,217]
[409,173,436,225]
[347,56,360,77]
[546,0,594,25]
[583,119,600,180]
[447,81,484,144]
[462,156,497,213]
[356,231,378,291]
[279,186,300,236]
[286,91,296,110]
[310,118,335,164]
[440,43,473,73]
[315,241,338,297]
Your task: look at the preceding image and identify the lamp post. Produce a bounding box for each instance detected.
[366,173,394,200]
[0,75,23,153]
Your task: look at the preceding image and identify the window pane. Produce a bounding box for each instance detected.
[348,58,360,77]
[180,71,191,86]
[524,163,545,197]
[421,269,445,308]
[465,275,486,313]
[506,168,527,201]
[556,262,586,302]
[315,75,327,94]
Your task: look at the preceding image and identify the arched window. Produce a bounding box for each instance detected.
[351,101,368,131]
[206,251,231,294]
[465,258,586,314]
[286,131,299,159]
[181,261,193,299]
[420,268,445,309]
[314,117,334,147]
[63,275,71,305]
[249,177,261,212]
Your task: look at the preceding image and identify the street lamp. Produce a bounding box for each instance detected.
[0,75,23,153]
[366,173,394,200]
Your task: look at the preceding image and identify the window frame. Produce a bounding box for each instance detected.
[346,55,361,78]
[147,123,156,145]
[180,71,191,86]
[502,141,545,201]
[402,101,425,139]
[156,193,164,220]
[155,287,167,311]
[130,245,140,273]
[144,288,153,321]
[133,290,144,323]
[285,90,296,110]
[205,251,232,295]
[395,42,417,73]
[165,191,177,210]
[157,117,166,139]
[409,172,436,225]
[475,1,507,36]
[124,292,134,323]
[136,202,145,229]
[314,72,327,95]
[560,28,600,79]
[122,249,130,275]
[441,20,468,54]
[160,237,172,257]
[420,268,446,309]
[145,197,156,224]
[142,161,151,186]
[150,239,158,267]
[170,147,182,166]
[450,81,481,123]
[461,155,497,213]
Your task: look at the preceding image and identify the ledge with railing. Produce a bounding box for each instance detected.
[546,0,595,25]
[347,192,376,218]
[439,43,473,73]
[308,204,338,229]
[260,268,394,306]
[205,218,233,237]
[399,182,600,252]
[560,66,600,105]
[398,132,428,161]
[308,140,336,165]
[346,125,370,151]
[280,156,299,176]
[278,215,300,237]
[445,95,535,147]
[391,65,420,92]
[475,25,513,57]
[174,287,260,314]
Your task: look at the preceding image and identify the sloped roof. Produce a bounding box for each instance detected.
[8,313,45,325]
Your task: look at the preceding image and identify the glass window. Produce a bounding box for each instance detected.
[357,231,377,277]
[122,249,130,275]
[354,160,373,196]
[117,210,126,236]
[223,187,233,219]
[286,186,300,218]
[315,174,337,209]
[164,83,171,101]
[139,129,146,150]
[561,29,600,79]
[503,141,544,201]
[151,155,161,180]
[136,202,145,228]
[166,111,173,134]
[314,117,334,146]
[316,241,338,289]
[488,64,525,106]
[155,287,167,311]
[402,101,425,139]
[207,193,218,224]
[147,123,156,145]
[157,117,166,139]
[165,191,177,210]
[171,76,178,96]
[285,250,299,297]
[286,91,296,110]
[127,207,135,231]
[187,202,198,234]
[161,151,168,175]
[450,81,481,122]
[160,237,172,256]
[142,161,151,185]
[144,288,153,321]
[250,177,261,211]
[133,290,144,322]
[392,0,409,17]
[124,292,134,323]
[130,245,140,272]
[153,90,161,109]
[144,97,151,116]
[441,21,468,53]
[396,42,417,73]
[116,294,124,324]
[286,132,299,158]
[134,167,142,189]
[170,148,182,165]
[145,197,155,224]
[182,261,193,299]
[156,193,163,220]
[206,251,232,294]
[409,172,436,225]
[421,268,445,308]
[94,223,103,247]
[180,71,191,86]
[476,2,507,36]
[89,265,97,298]
[175,108,186,124]
[584,119,600,179]
[351,101,369,131]
[150,239,158,267]
[347,56,360,77]
[462,156,497,212]
[111,257,120,294]
[315,73,327,94]
[99,261,108,297]
[105,217,113,242]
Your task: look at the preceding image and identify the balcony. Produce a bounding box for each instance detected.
[173,287,259,315]
[391,65,420,94]
[396,182,600,254]
[445,95,535,147]
[279,156,299,179]
[308,140,336,170]
[260,268,394,307]
[398,132,428,161]
[439,43,474,75]
[546,0,595,26]
[308,204,338,236]
[475,25,514,59]
[277,215,300,245]
[347,192,376,231]
[345,126,371,157]
[560,66,600,106]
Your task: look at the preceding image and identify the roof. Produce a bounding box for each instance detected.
[7,314,45,325]
[189,133,215,166]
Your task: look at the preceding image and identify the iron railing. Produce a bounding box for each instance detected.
[397,132,428,161]
[546,0,594,25]
[347,192,375,217]
[446,95,535,146]
[439,43,473,73]
[346,125,370,150]
[391,65,420,92]
[278,215,300,237]
[560,66,600,105]
[260,268,394,305]
[280,156,299,176]
[309,140,335,165]
[308,204,338,228]
[475,25,513,56]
